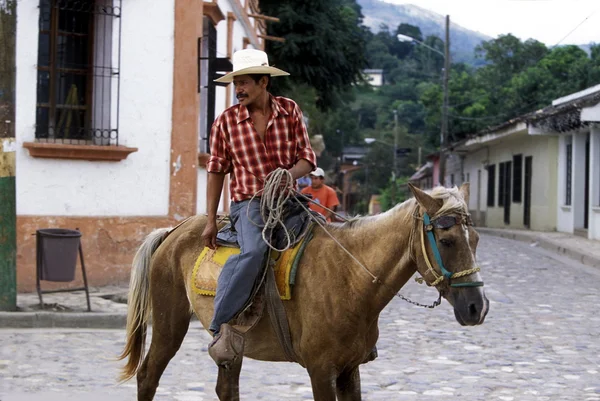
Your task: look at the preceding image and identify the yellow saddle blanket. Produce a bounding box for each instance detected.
[192,235,311,300]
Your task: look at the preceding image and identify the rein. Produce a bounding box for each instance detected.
[256,169,483,308]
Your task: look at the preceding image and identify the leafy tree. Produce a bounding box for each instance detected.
[260,0,367,109]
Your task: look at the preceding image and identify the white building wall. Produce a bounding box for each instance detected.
[461,148,488,222]
[589,126,600,240]
[556,135,573,232]
[444,153,462,187]
[475,133,557,231]
[16,0,174,216]
[196,0,260,215]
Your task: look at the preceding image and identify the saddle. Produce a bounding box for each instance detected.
[196,199,322,357]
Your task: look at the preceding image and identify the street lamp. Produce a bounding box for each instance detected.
[397,16,450,186]
[396,34,445,57]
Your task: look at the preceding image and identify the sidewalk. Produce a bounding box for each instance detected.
[477,227,600,268]
[0,285,129,329]
[1,228,599,329]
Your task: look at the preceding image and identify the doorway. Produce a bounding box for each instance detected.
[524,156,532,228]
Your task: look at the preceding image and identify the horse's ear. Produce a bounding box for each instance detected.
[408,183,443,215]
[459,182,470,205]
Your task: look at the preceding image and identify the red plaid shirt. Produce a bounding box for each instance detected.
[206,96,316,202]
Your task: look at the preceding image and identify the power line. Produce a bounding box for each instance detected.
[446,8,597,111]
[553,9,598,47]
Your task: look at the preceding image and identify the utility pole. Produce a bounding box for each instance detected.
[438,15,450,187]
[0,0,17,311]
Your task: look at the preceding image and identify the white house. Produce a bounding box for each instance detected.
[15,0,277,291]
[529,84,600,239]
[363,69,384,87]
[445,84,600,238]
[450,120,559,230]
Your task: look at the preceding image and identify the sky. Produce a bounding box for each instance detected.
[383,0,599,45]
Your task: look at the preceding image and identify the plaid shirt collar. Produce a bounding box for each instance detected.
[235,94,289,124]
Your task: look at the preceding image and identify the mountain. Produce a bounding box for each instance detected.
[357,0,492,65]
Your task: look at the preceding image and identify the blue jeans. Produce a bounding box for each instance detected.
[209,199,268,334]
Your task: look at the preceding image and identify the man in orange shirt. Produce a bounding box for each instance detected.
[301,167,339,222]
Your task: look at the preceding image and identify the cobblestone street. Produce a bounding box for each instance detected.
[2,234,600,401]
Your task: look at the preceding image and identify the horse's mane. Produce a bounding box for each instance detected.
[330,186,467,231]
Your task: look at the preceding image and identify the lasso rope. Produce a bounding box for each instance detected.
[249,168,479,306]
[248,169,380,282]
[248,169,295,252]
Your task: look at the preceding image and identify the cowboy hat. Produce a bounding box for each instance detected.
[214,49,290,84]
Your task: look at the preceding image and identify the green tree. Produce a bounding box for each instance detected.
[260,0,367,109]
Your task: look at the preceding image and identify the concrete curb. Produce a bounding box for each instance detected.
[477,228,600,269]
[0,312,126,329]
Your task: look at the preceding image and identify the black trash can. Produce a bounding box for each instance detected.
[37,229,82,282]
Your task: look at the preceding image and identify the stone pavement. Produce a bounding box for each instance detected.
[2,234,600,400]
[1,228,599,329]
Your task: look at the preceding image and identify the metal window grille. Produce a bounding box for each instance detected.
[198,18,217,154]
[566,143,572,206]
[198,19,232,154]
[36,0,121,145]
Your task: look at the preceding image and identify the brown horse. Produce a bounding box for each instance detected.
[118,183,489,400]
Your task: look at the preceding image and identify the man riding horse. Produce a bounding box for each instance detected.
[201,49,317,364]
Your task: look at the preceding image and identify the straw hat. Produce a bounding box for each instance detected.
[214,49,290,83]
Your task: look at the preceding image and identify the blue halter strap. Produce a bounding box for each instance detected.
[422,212,483,288]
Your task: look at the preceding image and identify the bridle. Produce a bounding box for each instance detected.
[413,210,484,288]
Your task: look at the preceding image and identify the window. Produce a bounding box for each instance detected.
[486,164,495,207]
[498,161,512,207]
[36,0,122,145]
[198,19,231,154]
[198,18,217,154]
[498,162,506,206]
[512,154,523,203]
[566,143,572,206]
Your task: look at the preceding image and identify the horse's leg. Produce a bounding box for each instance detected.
[308,368,337,401]
[136,282,191,400]
[336,366,362,401]
[215,354,243,401]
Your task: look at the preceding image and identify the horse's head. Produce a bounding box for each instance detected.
[408,183,489,326]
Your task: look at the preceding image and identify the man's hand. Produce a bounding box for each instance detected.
[201,219,218,250]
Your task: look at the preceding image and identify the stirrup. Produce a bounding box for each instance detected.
[208,323,245,368]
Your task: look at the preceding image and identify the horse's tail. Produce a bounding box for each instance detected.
[118,227,171,382]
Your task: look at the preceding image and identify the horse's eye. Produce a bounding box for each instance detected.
[440,238,454,247]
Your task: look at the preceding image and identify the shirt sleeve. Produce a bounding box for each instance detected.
[206,117,232,174]
[292,103,317,168]
[327,187,340,208]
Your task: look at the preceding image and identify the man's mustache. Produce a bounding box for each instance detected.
[237,94,248,99]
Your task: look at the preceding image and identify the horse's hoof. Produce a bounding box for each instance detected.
[208,323,245,366]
